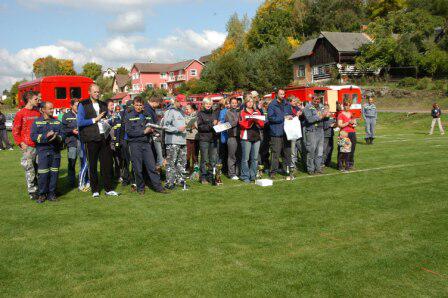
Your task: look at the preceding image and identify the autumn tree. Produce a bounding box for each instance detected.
[33,56,76,78]
[116,66,129,75]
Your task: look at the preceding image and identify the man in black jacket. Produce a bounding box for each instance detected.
[0,109,13,150]
[77,84,118,198]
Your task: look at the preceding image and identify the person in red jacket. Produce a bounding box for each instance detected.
[13,91,41,200]
[239,95,265,183]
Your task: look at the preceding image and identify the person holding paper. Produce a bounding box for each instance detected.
[337,98,357,170]
[239,95,265,183]
[77,84,118,197]
[197,97,219,184]
[163,95,188,190]
[303,96,329,175]
[225,97,241,180]
[267,89,293,178]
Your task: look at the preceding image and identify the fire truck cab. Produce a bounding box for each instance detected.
[18,76,94,116]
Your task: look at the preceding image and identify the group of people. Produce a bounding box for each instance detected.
[13,84,378,203]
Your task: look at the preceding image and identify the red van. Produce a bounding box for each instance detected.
[18,75,94,114]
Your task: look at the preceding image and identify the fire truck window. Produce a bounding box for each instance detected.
[70,87,81,99]
[343,94,350,102]
[55,87,67,100]
[352,93,359,103]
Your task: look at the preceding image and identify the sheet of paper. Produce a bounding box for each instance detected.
[245,115,266,121]
[213,122,232,133]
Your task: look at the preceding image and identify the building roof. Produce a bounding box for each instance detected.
[114,74,129,88]
[133,59,203,73]
[289,32,373,60]
[289,38,317,60]
[320,31,372,52]
[199,54,212,64]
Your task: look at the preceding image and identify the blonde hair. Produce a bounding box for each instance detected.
[244,94,254,104]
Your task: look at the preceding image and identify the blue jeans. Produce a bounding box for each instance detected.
[240,140,260,182]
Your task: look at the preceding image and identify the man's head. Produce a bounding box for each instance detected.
[277,89,285,101]
[107,99,114,112]
[89,84,100,101]
[41,101,54,118]
[288,96,298,107]
[312,96,321,107]
[133,97,144,113]
[70,99,79,113]
[343,98,352,110]
[24,91,39,108]
[250,91,259,102]
[368,97,374,105]
[174,94,185,109]
[149,96,161,108]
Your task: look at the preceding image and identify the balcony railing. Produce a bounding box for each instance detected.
[167,75,186,82]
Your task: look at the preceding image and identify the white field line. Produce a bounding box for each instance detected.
[187,162,428,193]
[378,137,446,144]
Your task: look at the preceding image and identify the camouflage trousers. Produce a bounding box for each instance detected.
[165,144,187,185]
[20,147,38,195]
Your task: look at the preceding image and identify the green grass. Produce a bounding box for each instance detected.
[1,113,447,296]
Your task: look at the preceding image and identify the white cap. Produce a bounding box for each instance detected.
[250,91,259,97]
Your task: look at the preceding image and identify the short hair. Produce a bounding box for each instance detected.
[106,99,114,105]
[149,96,162,103]
[133,96,143,105]
[229,97,239,104]
[89,84,99,92]
[42,101,52,109]
[23,91,38,104]
[186,103,197,111]
[70,99,79,106]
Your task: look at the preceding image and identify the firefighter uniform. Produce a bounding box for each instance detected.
[124,110,163,193]
[61,110,79,187]
[30,117,64,201]
[303,103,325,174]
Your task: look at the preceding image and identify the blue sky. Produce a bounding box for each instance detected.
[0,0,262,91]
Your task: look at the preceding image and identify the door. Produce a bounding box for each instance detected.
[326,90,338,113]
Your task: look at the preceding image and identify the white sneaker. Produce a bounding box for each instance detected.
[8,148,13,151]
[231,176,239,180]
[92,192,100,198]
[105,191,119,196]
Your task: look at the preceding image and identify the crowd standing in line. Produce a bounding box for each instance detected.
[11,85,391,203]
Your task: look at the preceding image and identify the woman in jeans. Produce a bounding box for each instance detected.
[239,95,265,183]
[337,98,357,170]
[197,98,219,184]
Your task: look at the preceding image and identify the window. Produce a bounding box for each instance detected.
[160,83,168,90]
[352,93,359,103]
[132,73,140,80]
[297,65,305,78]
[161,72,167,78]
[190,69,197,76]
[133,84,140,91]
[343,94,350,102]
[70,87,81,99]
[169,72,174,78]
[146,83,154,89]
[55,87,67,100]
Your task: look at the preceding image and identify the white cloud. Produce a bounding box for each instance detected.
[108,11,145,33]
[0,28,225,91]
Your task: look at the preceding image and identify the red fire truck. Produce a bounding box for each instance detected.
[272,85,363,118]
[18,75,94,115]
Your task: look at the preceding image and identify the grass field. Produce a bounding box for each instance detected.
[1,113,447,296]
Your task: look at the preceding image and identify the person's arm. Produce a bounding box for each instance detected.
[267,105,283,124]
[61,114,74,137]
[226,110,238,128]
[197,113,212,132]
[303,107,321,124]
[12,112,23,146]
[362,105,367,121]
[337,115,350,128]
[76,103,94,128]
[30,121,48,144]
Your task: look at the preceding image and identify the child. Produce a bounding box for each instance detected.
[337,130,352,172]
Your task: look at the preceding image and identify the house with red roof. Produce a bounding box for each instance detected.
[129,59,204,94]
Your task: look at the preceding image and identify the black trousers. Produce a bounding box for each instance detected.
[270,135,291,174]
[121,141,134,185]
[0,129,12,149]
[129,142,163,192]
[85,139,113,193]
[348,132,357,168]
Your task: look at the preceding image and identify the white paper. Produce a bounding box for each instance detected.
[213,122,232,133]
[284,117,302,140]
[245,115,266,121]
[145,123,166,130]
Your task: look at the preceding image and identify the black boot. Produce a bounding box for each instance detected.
[370,138,374,144]
[365,138,370,144]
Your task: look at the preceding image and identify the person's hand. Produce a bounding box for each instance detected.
[285,115,293,120]
[19,142,27,150]
[213,120,218,125]
[178,126,186,132]
[46,130,55,138]
[73,129,78,135]
[296,110,302,117]
[144,127,153,134]
[95,112,106,123]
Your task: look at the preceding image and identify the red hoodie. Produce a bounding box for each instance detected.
[239,108,265,141]
[13,108,41,148]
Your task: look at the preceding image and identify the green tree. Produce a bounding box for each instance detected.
[8,80,27,107]
[82,62,103,80]
[116,67,129,75]
[366,0,406,18]
[419,46,448,77]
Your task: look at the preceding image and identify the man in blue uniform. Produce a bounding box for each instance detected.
[30,102,64,203]
[362,97,377,144]
[125,97,166,195]
[62,99,81,188]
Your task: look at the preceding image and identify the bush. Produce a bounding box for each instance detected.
[415,77,432,90]
[397,77,418,87]
[431,80,446,91]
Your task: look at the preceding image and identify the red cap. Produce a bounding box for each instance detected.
[176,94,186,102]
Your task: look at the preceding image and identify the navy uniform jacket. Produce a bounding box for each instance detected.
[61,110,78,148]
[109,112,122,147]
[362,103,377,119]
[124,110,154,143]
[303,103,324,131]
[30,117,64,153]
[144,103,158,125]
[267,98,293,137]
